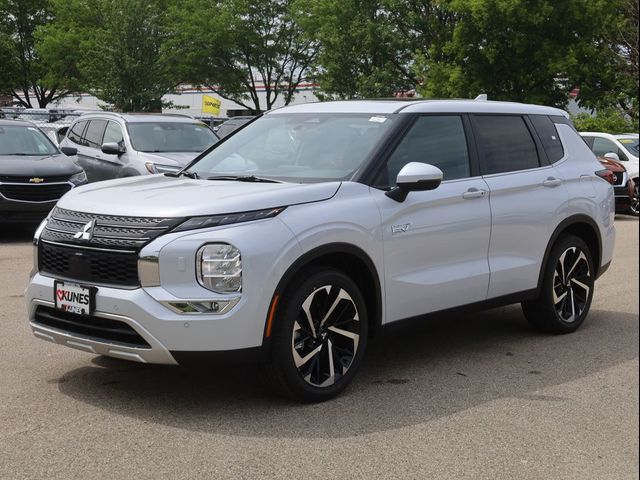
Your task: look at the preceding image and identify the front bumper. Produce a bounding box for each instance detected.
[25,216,302,365]
[25,273,268,364]
[0,196,55,223]
[613,185,632,212]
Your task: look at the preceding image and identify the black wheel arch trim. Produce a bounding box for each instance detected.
[262,242,383,345]
[537,214,604,292]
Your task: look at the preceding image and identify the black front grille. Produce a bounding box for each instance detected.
[0,183,72,202]
[39,242,140,287]
[0,175,71,183]
[34,306,150,348]
[40,207,183,250]
[612,172,625,186]
[614,185,630,197]
[38,207,184,287]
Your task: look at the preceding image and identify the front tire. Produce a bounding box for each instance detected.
[522,235,594,334]
[630,180,639,217]
[266,267,368,402]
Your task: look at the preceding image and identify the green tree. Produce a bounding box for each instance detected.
[168,0,318,113]
[41,0,179,112]
[573,0,638,122]
[572,109,638,133]
[298,0,458,99]
[0,0,75,108]
[414,0,617,108]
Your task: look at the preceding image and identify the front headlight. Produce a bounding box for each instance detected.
[197,243,242,293]
[145,162,181,174]
[69,170,87,185]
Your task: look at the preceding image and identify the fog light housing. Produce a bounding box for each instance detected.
[162,298,240,315]
[196,243,242,293]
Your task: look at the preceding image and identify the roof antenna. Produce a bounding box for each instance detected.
[475,94,488,101]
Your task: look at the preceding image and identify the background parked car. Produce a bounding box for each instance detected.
[59,113,219,182]
[581,132,639,216]
[597,156,636,214]
[214,116,254,139]
[0,119,86,223]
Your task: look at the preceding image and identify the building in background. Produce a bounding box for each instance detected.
[47,82,320,118]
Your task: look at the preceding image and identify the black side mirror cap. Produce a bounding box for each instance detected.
[60,146,77,156]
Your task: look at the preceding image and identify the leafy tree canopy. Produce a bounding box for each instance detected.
[0,0,77,107]
[573,109,638,134]
[168,0,318,113]
[40,0,179,112]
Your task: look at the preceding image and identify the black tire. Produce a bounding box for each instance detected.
[630,180,639,217]
[265,267,368,402]
[522,235,595,334]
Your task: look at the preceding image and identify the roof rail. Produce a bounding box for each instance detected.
[126,112,194,119]
[79,111,194,119]
[79,111,122,117]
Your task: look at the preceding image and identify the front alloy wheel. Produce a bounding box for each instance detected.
[293,285,361,387]
[266,268,368,402]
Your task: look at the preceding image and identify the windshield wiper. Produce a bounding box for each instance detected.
[206,175,281,183]
[164,170,198,179]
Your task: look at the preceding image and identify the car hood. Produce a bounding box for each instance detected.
[0,154,82,177]
[57,174,341,217]
[138,151,201,167]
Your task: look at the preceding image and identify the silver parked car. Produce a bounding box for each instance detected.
[27,100,615,402]
[59,112,218,182]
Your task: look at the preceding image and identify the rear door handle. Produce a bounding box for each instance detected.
[462,188,487,199]
[543,177,562,188]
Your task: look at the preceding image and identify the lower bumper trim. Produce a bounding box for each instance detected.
[170,346,269,367]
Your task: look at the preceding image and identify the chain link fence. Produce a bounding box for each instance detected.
[0,107,82,145]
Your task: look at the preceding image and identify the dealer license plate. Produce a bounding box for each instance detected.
[54,281,95,316]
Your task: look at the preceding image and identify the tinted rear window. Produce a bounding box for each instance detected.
[529,115,564,162]
[474,115,540,175]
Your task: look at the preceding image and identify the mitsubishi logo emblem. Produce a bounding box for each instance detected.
[73,219,96,241]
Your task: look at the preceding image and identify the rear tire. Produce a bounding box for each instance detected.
[265,267,368,402]
[522,235,594,334]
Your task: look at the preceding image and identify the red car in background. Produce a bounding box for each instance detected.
[598,156,636,214]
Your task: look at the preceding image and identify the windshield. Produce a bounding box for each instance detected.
[0,125,59,156]
[618,137,639,156]
[128,122,218,153]
[189,113,396,182]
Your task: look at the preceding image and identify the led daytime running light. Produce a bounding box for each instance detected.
[174,207,285,232]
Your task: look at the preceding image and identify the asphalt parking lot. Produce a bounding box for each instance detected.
[1,217,638,479]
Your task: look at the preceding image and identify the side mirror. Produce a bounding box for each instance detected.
[386,162,443,202]
[102,142,125,155]
[604,152,620,161]
[60,146,77,156]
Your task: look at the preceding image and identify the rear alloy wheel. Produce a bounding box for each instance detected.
[522,235,594,334]
[630,181,639,216]
[551,246,592,323]
[266,268,368,402]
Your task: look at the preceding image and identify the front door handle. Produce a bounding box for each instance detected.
[543,177,562,188]
[462,188,487,199]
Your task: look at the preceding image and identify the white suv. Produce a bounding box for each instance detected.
[580,132,639,216]
[26,100,616,402]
